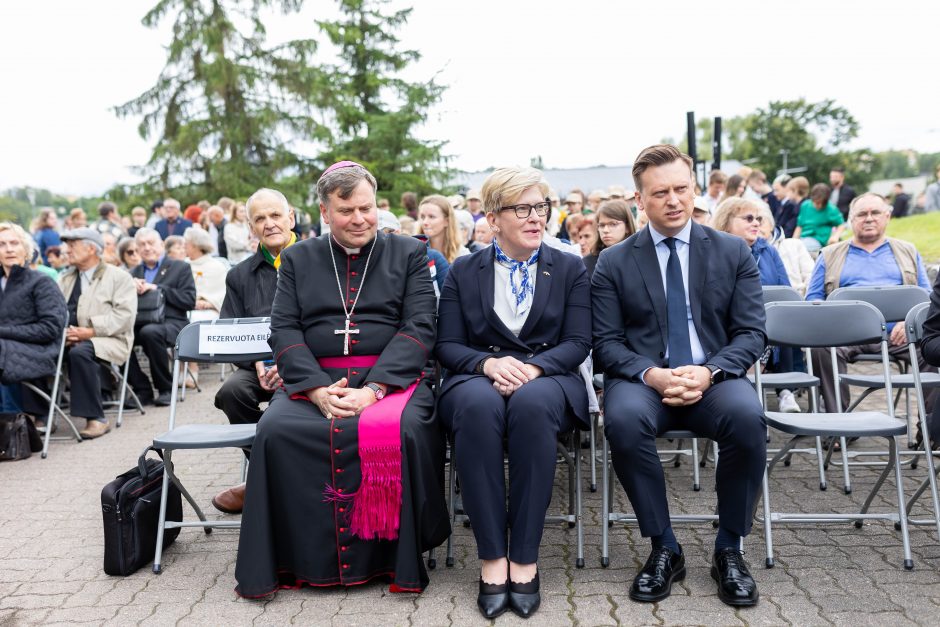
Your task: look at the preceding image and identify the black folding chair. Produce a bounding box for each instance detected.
[151,317,272,574]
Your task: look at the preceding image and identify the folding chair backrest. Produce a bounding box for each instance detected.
[762,285,802,305]
[828,285,929,323]
[174,317,274,364]
[764,301,886,348]
[905,302,931,344]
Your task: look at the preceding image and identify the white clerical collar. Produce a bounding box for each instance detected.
[330,235,360,255]
[649,219,692,246]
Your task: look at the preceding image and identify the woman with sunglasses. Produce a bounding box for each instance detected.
[713,197,789,288]
[713,197,800,412]
[436,167,591,620]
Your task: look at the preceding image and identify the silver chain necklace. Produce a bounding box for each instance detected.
[328,234,377,355]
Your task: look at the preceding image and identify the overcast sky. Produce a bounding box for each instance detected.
[2,0,939,196]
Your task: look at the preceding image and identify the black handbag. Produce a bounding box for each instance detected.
[101,446,182,576]
[0,413,41,461]
[136,288,166,328]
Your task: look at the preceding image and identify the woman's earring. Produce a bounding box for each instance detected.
[492,227,499,233]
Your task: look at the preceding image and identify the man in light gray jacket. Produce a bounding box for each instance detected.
[24,228,137,438]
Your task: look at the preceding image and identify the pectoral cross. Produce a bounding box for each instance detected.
[334,316,359,356]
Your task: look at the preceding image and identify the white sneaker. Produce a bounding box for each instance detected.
[777,389,801,413]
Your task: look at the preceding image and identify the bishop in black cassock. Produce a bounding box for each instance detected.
[234,225,449,598]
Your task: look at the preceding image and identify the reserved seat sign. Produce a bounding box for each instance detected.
[198,322,272,355]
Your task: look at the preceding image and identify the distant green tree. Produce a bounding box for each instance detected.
[315,0,450,200]
[916,152,940,178]
[871,150,918,180]
[115,0,325,201]
[724,99,874,189]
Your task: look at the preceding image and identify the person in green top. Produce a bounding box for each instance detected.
[793,183,845,253]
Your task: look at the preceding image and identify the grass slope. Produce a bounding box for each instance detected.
[886,212,940,263]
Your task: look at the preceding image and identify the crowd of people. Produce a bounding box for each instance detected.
[4,148,940,619]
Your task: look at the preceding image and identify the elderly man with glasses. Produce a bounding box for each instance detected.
[22,228,137,438]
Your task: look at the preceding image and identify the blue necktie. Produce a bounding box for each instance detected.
[664,237,693,368]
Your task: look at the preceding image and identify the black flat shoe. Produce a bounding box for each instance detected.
[629,545,685,603]
[477,578,509,619]
[509,571,540,619]
[711,548,759,607]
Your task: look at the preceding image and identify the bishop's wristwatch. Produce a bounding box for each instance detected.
[365,382,386,400]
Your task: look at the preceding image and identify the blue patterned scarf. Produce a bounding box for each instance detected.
[493,239,540,317]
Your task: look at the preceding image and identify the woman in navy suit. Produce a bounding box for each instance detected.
[436,167,591,619]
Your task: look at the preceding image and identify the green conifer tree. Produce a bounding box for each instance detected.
[116,0,325,200]
[316,0,450,200]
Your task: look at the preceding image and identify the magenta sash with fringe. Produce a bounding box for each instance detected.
[312,355,419,541]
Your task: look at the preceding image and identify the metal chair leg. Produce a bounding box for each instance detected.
[445,443,456,568]
[589,413,597,492]
[601,434,610,567]
[762,471,774,568]
[573,431,584,568]
[153,451,173,574]
[888,438,914,570]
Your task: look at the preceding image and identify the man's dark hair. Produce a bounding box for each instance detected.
[150,200,163,213]
[830,166,845,174]
[98,201,117,218]
[316,164,377,206]
[632,144,694,192]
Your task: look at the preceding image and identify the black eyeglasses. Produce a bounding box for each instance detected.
[736,214,764,224]
[498,201,551,219]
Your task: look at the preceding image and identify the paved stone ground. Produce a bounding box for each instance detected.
[2,365,940,626]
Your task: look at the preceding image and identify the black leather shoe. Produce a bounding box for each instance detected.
[477,578,509,619]
[629,545,685,602]
[711,548,759,606]
[509,571,540,619]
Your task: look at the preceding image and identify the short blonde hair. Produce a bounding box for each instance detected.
[480,167,550,214]
[0,222,35,264]
[712,197,767,234]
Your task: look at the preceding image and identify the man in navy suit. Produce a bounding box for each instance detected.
[592,145,767,607]
[153,198,194,240]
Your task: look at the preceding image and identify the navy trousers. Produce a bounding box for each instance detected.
[603,377,766,538]
[439,376,571,563]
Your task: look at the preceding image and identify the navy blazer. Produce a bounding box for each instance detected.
[154,218,194,240]
[591,222,766,384]
[435,243,592,428]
